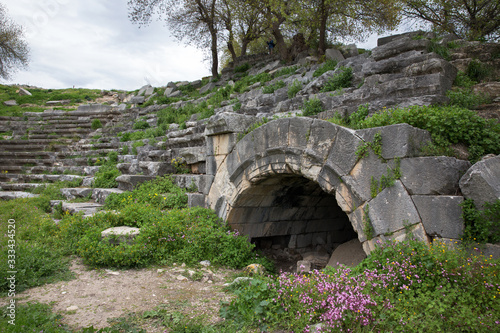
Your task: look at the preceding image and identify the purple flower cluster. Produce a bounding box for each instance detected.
[273,268,394,332]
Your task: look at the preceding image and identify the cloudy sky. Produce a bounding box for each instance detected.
[1,0,395,91]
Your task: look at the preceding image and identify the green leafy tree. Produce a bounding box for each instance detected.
[0,3,29,80]
[402,0,500,41]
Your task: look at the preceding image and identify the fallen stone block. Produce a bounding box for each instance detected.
[101,226,140,245]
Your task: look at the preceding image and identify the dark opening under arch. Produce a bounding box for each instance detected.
[227,174,357,268]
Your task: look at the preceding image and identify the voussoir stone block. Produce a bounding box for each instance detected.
[400,157,471,195]
[412,195,464,239]
[459,155,500,208]
[368,181,420,237]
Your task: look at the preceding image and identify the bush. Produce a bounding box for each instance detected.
[287,79,302,98]
[133,120,150,130]
[466,59,490,82]
[222,238,500,332]
[313,59,338,77]
[262,80,286,94]
[320,66,353,92]
[354,105,500,162]
[301,97,324,116]
[234,62,251,73]
[91,119,102,130]
[461,198,500,244]
[93,164,121,188]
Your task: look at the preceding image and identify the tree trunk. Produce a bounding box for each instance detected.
[318,0,328,56]
[272,20,288,61]
[241,38,249,56]
[210,28,218,77]
[227,31,237,62]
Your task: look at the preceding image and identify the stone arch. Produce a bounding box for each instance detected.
[207,117,430,254]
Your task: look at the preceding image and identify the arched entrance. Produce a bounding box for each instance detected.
[207,117,429,258]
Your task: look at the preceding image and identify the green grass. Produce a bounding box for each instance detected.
[0,84,103,117]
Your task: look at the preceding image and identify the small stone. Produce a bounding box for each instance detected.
[200,260,211,267]
[176,275,188,281]
[157,269,166,273]
[66,306,78,312]
[243,264,265,275]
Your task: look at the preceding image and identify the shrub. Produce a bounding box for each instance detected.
[262,80,286,94]
[287,79,302,98]
[466,59,490,82]
[301,97,324,116]
[131,141,144,155]
[133,120,150,130]
[313,59,338,77]
[93,164,121,188]
[234,62,251,73]
[320,66,353,92]
[274,65,298,78]
[91,119,102,130]
[355,105,500,162]
[461,198,500,244]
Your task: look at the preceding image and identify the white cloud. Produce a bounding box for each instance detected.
[1,0,209,90]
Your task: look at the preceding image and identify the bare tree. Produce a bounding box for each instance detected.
[0,3,29,80]
[403,0,500,41]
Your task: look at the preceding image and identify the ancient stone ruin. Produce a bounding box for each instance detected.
[1,31,499,268]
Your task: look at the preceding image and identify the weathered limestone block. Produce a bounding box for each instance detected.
[19,88,32,96]
[77,104,112,113]
[62,202,103,217]
[460,155,500,208]
[372,37,430,61]
[116,175,155,191]
[377,31,434,47]
[101,226,140,245]
[60,188,93,200]
[172,174,214,194]
[347,151,397,202]
[403,57,457,81]
[3,99,17,106]
[412,195,464,239]
[0,192,38,200]
[400,157,471,195]
[92,188,125,205]
[356,123,432,160]
[200,82,216,94]
[205,112,257,136]
[327,239,366,267]
[130,96,145,104]
[138,161,173,176]
[187,193,206,208]
[323,126,360,176]
[364,181,420,239]
[178,146,207,164]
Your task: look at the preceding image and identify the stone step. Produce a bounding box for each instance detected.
[163,133,205,150]
[0,158,57,167]
[61,201,103,218]
[3,143,71,152]
[29,127,92,135]
[0,151,59,159]
[0,164,95,178]
[0,191,39,201]
[116,174,155,191]
[0,173,85,184]
[0,182,46,191]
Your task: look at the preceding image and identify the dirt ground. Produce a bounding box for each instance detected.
[7,258,240,332]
